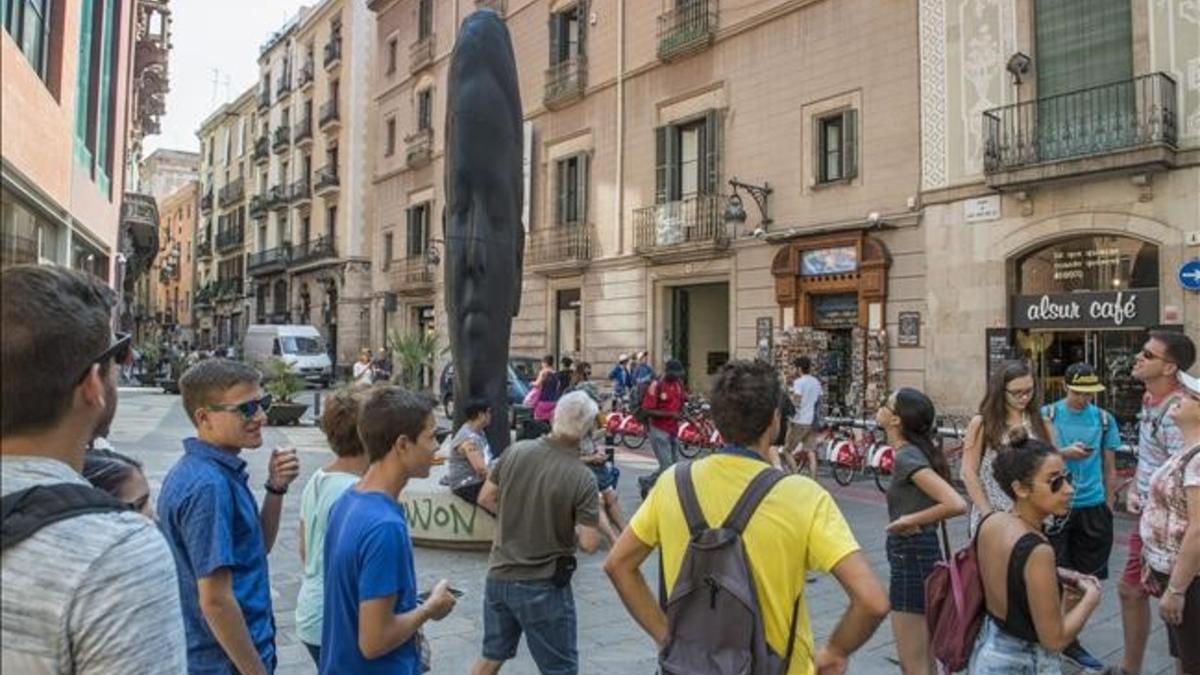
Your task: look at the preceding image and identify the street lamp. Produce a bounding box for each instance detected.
[724,178,773,227]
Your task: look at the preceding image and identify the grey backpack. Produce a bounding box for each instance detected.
[660,462,799,675]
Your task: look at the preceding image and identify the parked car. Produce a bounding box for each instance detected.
[243,324,333,386]
[439,358,533,429]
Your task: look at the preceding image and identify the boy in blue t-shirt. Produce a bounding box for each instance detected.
[1042,362,1123,672]
[320,387,457,675]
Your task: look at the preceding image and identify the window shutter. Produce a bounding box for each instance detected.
[702,109,721,195]
[843,109,858,180]
[577,1,588,60]
[577,153,590,226]
[548,13,561,65]
[654,126,668,204]
[405,207,414,256]
[813,116,825,183]
[554,159,565,225]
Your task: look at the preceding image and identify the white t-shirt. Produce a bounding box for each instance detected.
[352,361,373,385]
[791,374,823,425]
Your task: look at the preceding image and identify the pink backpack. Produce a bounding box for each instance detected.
[924,517,991,672]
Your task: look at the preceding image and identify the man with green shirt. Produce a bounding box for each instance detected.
[1042,362,1122,673]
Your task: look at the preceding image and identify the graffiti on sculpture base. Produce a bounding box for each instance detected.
[402,497,481,537]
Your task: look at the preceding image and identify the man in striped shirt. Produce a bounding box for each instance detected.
[1,265,187,674]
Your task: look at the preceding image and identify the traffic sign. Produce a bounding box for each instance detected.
[1180,259,1200,291]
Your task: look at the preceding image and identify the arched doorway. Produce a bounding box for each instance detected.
[1007,233,1161,436]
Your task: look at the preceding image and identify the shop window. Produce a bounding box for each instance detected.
[816,109,858,183]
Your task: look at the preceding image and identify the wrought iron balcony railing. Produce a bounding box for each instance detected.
[290,177,311,203]
[390,254,435,290]
[293,116,313,144]
[405,128,433,168]
[633,194,728,255]
[657,0,717,61]
[247,245,291,275]
[249,195,266,218]
[272,125,290,151]
[319,100,340,129]
[257,89,270,111]
[275,74,292,99]
[218,177,244,208]
[253,135,269,162]
[200,189,213,212]
[545,56,587,107]
[324,38,342,68]
[410,34,435,73]
[314,165,339,193]
[983,72,1177,175]
[527,223,594,269]
[298,61,315,89]
[215,224,244,253]
[290,235,335,266]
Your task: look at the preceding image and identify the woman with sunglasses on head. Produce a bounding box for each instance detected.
[1138,369,1200,675]
[971,427,1103,674]
[879,388,968,675]
[83,447,154,517]
[962,360,1057,536]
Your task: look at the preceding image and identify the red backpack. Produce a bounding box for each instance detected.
[924,516,992,672]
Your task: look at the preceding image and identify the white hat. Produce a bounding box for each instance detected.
[618,353,629,362]
[1179,370,1200,397]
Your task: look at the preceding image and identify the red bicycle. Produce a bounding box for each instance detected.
[677,399,723,459]
[825,417,896,493]
[604,394,648,450]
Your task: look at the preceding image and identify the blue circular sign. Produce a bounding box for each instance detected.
[1180,259,1200,291]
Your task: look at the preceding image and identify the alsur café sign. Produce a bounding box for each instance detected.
[1011,290,1160,329]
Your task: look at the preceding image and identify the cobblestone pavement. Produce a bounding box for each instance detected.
[112,388,1175,674]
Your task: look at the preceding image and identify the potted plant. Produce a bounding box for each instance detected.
[388,329,438,392]
[263,357,309,425]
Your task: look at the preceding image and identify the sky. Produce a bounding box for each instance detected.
[143,0,309,155]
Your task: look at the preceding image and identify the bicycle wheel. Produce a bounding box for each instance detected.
[621,431,647,450]
[873,467,892,493]
[830,444,857,485]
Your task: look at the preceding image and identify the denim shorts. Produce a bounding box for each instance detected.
[482,577,578,675]
[591,463,620,492]
[969,616,1062,674]
[885,530,942,614]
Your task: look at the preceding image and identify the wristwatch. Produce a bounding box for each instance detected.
[264,481,288,496]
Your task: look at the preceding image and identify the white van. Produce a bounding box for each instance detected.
[243,324,333,386]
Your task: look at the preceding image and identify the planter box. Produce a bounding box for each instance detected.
[267,402,309,426]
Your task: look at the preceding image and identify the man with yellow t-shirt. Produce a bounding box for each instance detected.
[604,359,890,675]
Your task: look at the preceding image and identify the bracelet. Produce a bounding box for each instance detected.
[264,482,288,496]
[1166,584,1188,597]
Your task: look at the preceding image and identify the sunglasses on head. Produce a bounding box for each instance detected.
[1049,470,1073,493]
[78,333,134,382]
[206,394,273,420]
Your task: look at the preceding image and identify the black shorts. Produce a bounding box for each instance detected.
[1049,503,1114,580]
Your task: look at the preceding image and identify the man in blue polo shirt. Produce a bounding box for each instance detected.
[158,359,301,675]
[1042,362,1123,672]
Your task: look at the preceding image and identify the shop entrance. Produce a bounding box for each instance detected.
[664,282,729,393]
[811,293,858,412]
[1021,328,1146,441]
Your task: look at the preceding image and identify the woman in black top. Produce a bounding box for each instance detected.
[878,388,967,675]
[971,428,1103,674]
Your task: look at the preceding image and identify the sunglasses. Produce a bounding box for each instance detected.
[206,394,273,420]
[78,333,134,382]
[1049,471,1073,493]
[1139,349,1174,364]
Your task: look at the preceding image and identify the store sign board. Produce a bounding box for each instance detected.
[1011,290,1159,329]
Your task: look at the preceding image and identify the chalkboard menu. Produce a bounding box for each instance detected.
[986,328,1015,385]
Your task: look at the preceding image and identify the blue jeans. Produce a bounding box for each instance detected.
[970,616,1061,674]
[482,577,577,675]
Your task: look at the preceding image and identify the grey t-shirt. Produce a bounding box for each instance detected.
[487,436,600,580]
[886,444,938,527]
[446,424,489,487]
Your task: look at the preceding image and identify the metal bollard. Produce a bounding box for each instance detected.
[312,390,322,419]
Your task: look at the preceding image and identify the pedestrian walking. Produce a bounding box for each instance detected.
[633,350,655,384]
[961,360,1056,535]
[607,353,634,406]
[786,356,823,480]
[1138,368,1200,675]
[158,359,301,675]
[878,388,967,675]
[605,359,890,674]
[636,359,688,497]
[0,265,187,674]
[353,348,374,386]
[971,427,1103,674]
[320,386,458,674]
[1116,330,1195,675]
[1039,362,1122,671]
[470,391,604,675]
[294,386,371,665]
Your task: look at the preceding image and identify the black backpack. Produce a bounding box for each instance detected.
[660,462,799,675]
[1,483,131,551]
[631,377,660,424]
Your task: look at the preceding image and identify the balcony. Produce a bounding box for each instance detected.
[253,135,270,163]
[272,125,290,153]
[318,100,340,133]
[247,245,291,276]
[293,116,313,148]
[290,177,311,206]
[633,194,729,262]
[257,89,270,112]
[405,128,433,168]
[196,230,213,261]
[215,276,244,301]
[249,195,266,219]
[658,0,717,62]
[314,165,339,197]
[476,0,506,16]
[267,185,289,211]
[389,255,435,295]
[215,224,244,253]
[544,56,586,109]
[527,223,594,274]
[199,188,213,213]
[324,38,342,70]
[410,34,435,73]
[290,235,336,267]
[193,283,214,309]
[217,177,244,208]
[298,61,315,91]
[275,74,292,101]
[983,72,1178,189]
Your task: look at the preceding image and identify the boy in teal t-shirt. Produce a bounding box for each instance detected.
[1041,363,1122,672]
